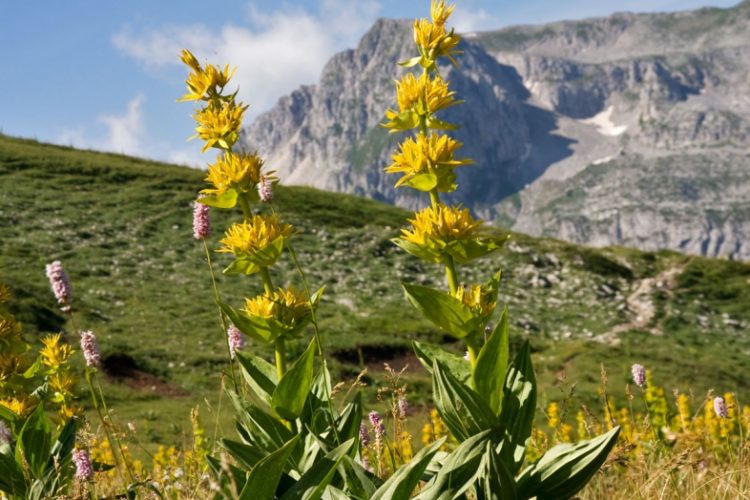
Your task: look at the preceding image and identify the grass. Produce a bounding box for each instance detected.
[1,133,749,449]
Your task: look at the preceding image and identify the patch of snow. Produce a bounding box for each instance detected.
[523,79,541,96]
[581,106,627,136]
[592,154,615,165]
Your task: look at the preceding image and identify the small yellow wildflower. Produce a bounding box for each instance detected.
[386,133,471,191]
[49,371,76,401]
[192,100,248,152]
[431,0,455,27]
[547,402,560,429]
[454,283,496,318]
[0,396,32,417]
[218,215,292,257]
[202,151,272,197]
[39,334,73,371]
[244,286,311,325]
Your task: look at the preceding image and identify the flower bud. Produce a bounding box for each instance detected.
[258,176,273,203]
[193,202,210,240]
[714,396,728,418]
[79,330,101,368]
[631,363,646,388]
[45,261,71,311]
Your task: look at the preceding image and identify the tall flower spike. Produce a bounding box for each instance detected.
[45,261,71,312]
[258,176,274,203]
[227,324,244,359]
[193,202,211,240]
[631,364,646,388]
[79,330,101,368]
[714,396,728,418]
[72,449,94,480]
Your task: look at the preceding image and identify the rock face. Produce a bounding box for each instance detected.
[243,19,531,211]
[244,2,750,259]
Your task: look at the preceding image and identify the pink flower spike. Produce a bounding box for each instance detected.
[193,201,210,240]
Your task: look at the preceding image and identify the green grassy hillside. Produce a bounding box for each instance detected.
[1,134,749,445]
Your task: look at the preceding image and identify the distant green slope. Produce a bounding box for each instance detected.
[1,134,749,443]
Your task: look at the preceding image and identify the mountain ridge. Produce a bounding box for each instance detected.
[243,2,750,259]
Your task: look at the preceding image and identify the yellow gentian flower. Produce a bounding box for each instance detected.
[219,215,292,257]
[0,396,32,417]
[454,283,496,318]
[178,49,237,102]
[384,73,459,131]
[39,334,73,371]
[202,151,271,197]
[244,286,311,324]
[386,132,471,191]
[192,100,248,152]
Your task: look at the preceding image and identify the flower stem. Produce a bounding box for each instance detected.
[85,370,126,482]
[274,338,287,380]
[443,254,459,296]
[203,241,238,392]
[259,267,274,294]
[428,189,440,208]
[238,194,252,220]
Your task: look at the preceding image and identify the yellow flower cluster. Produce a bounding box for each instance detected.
[218,215,292,257]
[178,49,236,103]
[412,0,461,69]
[386,133,470,191]
[179,48,246,153]
[454,283,496,318]
[398,73,456,116]
[39,334,73,371]
[202,151,272,197]
[244,286,311,324]
[401,204,483,247]
[192,101,248,152]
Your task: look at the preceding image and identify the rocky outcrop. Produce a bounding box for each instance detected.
[243,19,531,210]
[244,2,750,259]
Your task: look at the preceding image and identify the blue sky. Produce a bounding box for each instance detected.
[0,0,739,167]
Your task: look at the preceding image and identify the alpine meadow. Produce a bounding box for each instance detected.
[1,1,750,499]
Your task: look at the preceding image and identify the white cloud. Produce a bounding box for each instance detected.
[99,94,145,155]
[113,0,382,117]
[56,95,146,157]
[452,7,501,33]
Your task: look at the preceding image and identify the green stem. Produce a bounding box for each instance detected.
[238,193,252,220]
[204,240,238,392]
[95,379,135,483]
[443,254,459,296]
[259,267,274,295]
[466,339,480,369]
[85,370,126,482]
[274,338,287,380]
[428,189,440,208]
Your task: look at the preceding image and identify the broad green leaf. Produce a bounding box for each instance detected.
[336,392,363,445]
[197,189,238,209]
[370,438,445,500]
[42,417,76,495]
[226,392,293,453]
[415,430,493,500]
[337,456,378,499]
[445,238,502,264]
[403,283,483,339]
[0,446,27,496]
[0,406,17,424]
[221,439,267,471]
[412,341,471,385]
[15,404,51,479]
[280,438,355,500]
[236,351,278,405]
[497,341,537,474]
[219,302,277,344]
[516,427,620,500]
[22,358,42,379]
[273,339,316,420]
[398,56,423,68]
[391,237,440,263]
[473,308,510,415]
[480,441,517,500]
[432,361,498,442]
[239,435,300,500]
[403,173,438,191]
